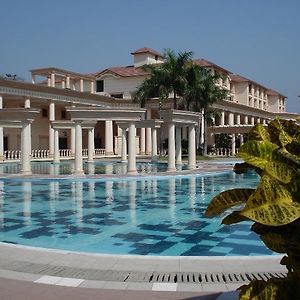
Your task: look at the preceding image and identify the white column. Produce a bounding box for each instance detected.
[151,127,158,160]
[121,128,127,162]
[0,95,3,160]
[51,73,55,87]
[229,112,234,126]
[232,133,236,156]
[257,117,261,123]
[175,127,182,164]
[66,76,70,89]
[71,127,75,156]
[263,119,266,125]
[220,111,225,126]
[105,120,114,155]
[200,109,205,144]
[74,121,84,175]
[140,128,145,155]
[21,121,32,175]
[47,77,51,86]
[24,98,31,155]
[146,109,152,155]
[244,115,249,125]
[53,129,60,163]
[251,116,255,125]
[188,125,196,170]
[61,80,65,89]
[127,122,137,174]
[167,122,176,172]
[236,114,241,125]
[49,102,55,158]
[24,98,30,108]
[31,74,36,84]
[88,128,95,162]
[90,81,95,93]
[80,79,84,92]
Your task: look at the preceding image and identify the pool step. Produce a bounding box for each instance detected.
[1,260,287,285]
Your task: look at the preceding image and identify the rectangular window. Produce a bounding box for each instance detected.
[42,108,48,118]
[96,80,104,92]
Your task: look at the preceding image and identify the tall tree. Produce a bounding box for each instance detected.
[134,49,193,109]
[184,64,229,155]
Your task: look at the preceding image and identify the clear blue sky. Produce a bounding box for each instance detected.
[1,0,299,112]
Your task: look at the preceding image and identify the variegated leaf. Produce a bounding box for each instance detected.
[248,123,270,142]
[222,211,249,225]
[240,175,300,226]
[238,141,278,169]
[205,188,254,217]
[265,161,295,184]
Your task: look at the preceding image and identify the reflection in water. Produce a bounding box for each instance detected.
[129,180,137,225]
[23,181,32,226]
[189,177,196,213]
[87,163,95,175]
[105,164,114,175]
[168,178,176,223]
[75,181,83,225]
[49,181,59,218]
[0,181,4,228]
[105,181,113,203]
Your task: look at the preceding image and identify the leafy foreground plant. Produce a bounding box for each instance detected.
[205,119,300,300]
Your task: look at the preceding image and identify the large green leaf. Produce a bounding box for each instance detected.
[268,119,293,147]
[238,141,279,169]
[264,161,296,184]
[239,279,292,300]
[222,211,249,225]
[204,188,254,217]
[248,123,270,142]
[240,175,300,226]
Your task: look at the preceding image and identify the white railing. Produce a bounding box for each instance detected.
[31,149,50,159]
[4,150,22,160]
[209,148,233,156]
[59,149,72,157]
[2,148,107,161]
[95,148,105,156]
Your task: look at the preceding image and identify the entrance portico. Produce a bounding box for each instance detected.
[160,110,201,171]
[0,108,40,175]
[66,107,146,175]
[50,120,97,165]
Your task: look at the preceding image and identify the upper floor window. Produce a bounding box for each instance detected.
[96,80,104,92]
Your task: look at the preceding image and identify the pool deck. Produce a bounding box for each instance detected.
[0,243,286,299]
[0,158,286,299]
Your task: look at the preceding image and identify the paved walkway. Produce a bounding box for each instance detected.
[0,243,285,299]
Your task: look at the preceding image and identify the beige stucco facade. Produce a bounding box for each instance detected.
[0,47,298,162]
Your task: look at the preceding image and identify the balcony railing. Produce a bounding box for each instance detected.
[3,148,106,161]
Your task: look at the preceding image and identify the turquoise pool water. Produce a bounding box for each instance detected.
[0,168,272,256]
[0,161,184,175]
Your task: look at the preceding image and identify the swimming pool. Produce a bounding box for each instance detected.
[0,161,186,175]
[0,169,272,256]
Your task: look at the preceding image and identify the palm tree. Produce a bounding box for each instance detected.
[184,64,229,155]
[134,49,193,109]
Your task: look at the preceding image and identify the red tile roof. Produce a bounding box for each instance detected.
[194,59,232,74]
[95,66,149,78]
[131,47,164,58]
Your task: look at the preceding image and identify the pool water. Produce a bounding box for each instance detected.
[0,170,273,256]
[0,161,185,175]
